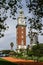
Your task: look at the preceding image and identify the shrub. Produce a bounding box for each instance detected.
[28,50,33,56]
[39,57,43,62]
[26,56,32,60]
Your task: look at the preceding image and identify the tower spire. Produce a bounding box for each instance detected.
[19,9,24,14]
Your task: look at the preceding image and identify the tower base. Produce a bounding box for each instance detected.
[16,45,26,53]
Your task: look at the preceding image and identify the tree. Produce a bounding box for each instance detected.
[39,44,43,56]
[32,43,43,62]
[25,0,43,46]
[27,45,29,54]
[32,43,43,56]
[10,42,14,51]
[2,50,11,54]
[0,0,22,38]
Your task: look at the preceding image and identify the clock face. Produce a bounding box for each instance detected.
[18,18,25,24]
[22,19,25,24]
[21,19,24,23]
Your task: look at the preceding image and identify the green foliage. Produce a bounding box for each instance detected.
[2,50,11,54]
[28,0,43,16]
[26,56,33,60]
[26,0,43,45]
[8,0,17,7]
[32,44,43,57]
[39,57,43,62]
[27,50,33,56]
[0,0,21,37]
[32,44,40,50]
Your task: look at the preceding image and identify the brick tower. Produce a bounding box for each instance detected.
[16,10,26,51]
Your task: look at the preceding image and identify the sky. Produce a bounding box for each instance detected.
[0,0,43,50]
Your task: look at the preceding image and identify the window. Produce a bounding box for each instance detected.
[22,27,24,29]
[22,36,23,38]
[22,31,23,33]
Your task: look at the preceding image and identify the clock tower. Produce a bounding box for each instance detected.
[16,9,26,51]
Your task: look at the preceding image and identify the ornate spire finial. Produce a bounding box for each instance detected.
[19,9,23,14]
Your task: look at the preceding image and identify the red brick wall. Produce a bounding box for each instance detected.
[16,25,26,45]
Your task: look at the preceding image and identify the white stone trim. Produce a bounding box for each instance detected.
[24,46,26,49]
[17,45,26,49]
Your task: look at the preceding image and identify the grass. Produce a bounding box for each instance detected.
[0,58,17,65]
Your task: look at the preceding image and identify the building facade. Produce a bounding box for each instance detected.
[16,10,26,51]
[30,32,38,47]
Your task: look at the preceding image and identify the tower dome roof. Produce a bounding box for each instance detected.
[19,9,23,14]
